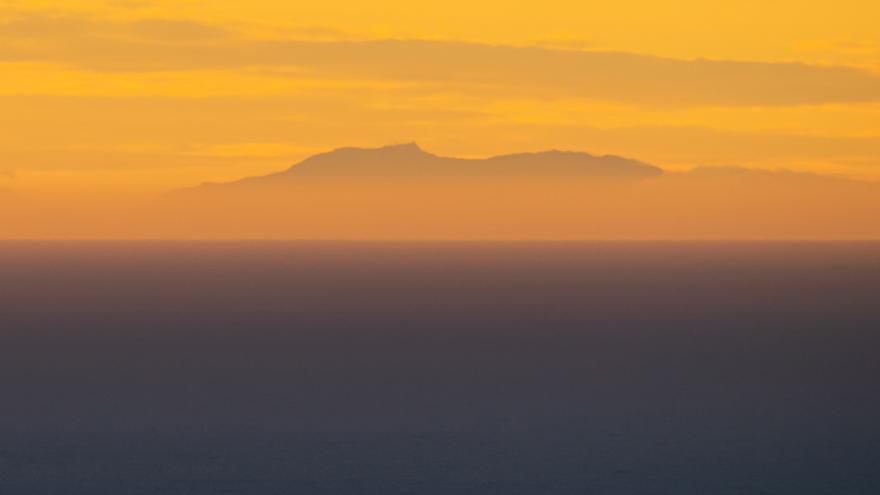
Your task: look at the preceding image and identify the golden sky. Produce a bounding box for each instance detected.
[1,0,880,202]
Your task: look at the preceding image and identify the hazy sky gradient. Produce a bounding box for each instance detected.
[2,0,880,198]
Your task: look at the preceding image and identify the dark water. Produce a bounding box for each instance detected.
[1,242,879,494]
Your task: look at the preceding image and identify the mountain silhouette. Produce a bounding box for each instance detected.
[194,143,663,190]
[90,143,880,239]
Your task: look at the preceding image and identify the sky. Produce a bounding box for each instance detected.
[2,0,880,196]
[0,1,879,239]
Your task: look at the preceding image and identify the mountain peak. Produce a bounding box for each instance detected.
[332,141,429,156]
[371,141,433,158]
[384,141,424,153]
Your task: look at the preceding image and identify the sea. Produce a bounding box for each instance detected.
[1,241,878,494]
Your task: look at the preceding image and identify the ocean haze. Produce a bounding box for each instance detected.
[1,241,879,494]
[2,144,879,240]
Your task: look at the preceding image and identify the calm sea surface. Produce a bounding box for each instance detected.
[1,242,879,494]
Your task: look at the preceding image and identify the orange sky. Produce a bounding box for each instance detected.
[1,1,879,238]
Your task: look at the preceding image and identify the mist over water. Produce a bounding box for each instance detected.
[2,242,879,494]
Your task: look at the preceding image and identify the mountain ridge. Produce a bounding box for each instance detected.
[193,143,664,190]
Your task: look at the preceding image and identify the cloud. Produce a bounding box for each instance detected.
[2,13,880,107]
[0,12,233,43]
[106,0,153,9]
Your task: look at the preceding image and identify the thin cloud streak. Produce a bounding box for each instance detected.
[2,95,880,182]
[2,13,880,107]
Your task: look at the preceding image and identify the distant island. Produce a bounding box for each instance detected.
[189,143,663,191]
[146,143,878,240]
